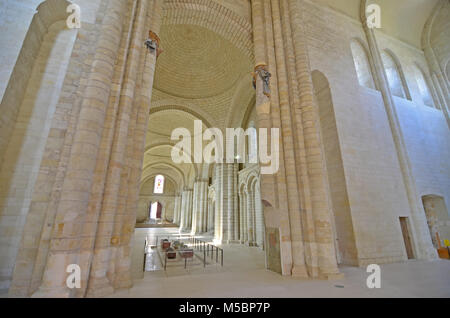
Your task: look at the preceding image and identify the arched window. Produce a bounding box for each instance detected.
[350,40,376,89]
[154,175,165,194]
[413,65,435,108]
[381,50,409,99]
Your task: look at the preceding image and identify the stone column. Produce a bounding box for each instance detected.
[226,164,234,242]
[181,189,193,232]
[31,0,128,298]
[360,0,436,260]
[201,182,209,233]
[246,188,254,246]
[173,195,181,225]
[187,189,193,229]
[287,0,340,278]
[255,182,264,248]
[233,165,240,241]
[191,181,200,234]
[239,191,245,243]
[191,180,208,235]
[213,164,238,243]
[214,165,223,242]
[86,0,149,296]
[110,0,165,292]
[179,190,188,231]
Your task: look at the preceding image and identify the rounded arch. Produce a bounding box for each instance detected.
[142,162,187,189]
[140,173,178,194]
[144,142,199,179]
[150,101,216,129]
[381,49,411,100]
[412,62,437,108]
[350,38,376,90]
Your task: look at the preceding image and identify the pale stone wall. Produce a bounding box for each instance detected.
[0,18,77,292]
[301,0,449,265]
[0,0,448,297]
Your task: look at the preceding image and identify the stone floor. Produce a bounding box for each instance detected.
[110,227,450,298]
[1,227,449,298]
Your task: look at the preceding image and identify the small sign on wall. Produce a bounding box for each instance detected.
[444,239,450,247]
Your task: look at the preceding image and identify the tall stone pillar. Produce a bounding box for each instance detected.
[360,0,436,260]
[207,186,215,233]
[179,190,188,231]
[86,0,150,297]
[173,195,181,225]
[191,181,200,234]
[286,0,341,278]
[201,182,209,233]
[108,0,165,292]
[30,0,128,298]
[239,191,245,243]
[254,182,264,248]
[191,180,208,235]
[213,164,238,243]
[214,165,223,242]
[180,189,193,232]
[246,187,255,246]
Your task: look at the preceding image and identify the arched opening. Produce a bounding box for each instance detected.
[130,0,267,283]
[0,0,76,293]
[413,64,436,108]
[422,195,450,249]
[149,202,163,221]
[312,70,359,266]
[350,39,376,90]
[381,50,411,100]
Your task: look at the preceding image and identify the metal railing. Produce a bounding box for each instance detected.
[190,237,224,267]
[144,235,224,272]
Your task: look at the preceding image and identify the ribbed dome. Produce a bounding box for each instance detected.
[154,24,250,99]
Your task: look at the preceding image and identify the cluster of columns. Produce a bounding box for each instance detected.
[173,179,215,235]
[8,0,165,297]
[238,174,264,248]
[250,0,341,279]
[191,180,209,235]
[213,164,239,243]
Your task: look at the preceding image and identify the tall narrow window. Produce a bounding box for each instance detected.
[154,175,165,194]
[381,50,409,99]
[413,65,435,108]
[350,40,376,89]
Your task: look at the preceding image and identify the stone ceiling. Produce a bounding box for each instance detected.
[154,24,252,100]
[312,0,440,48]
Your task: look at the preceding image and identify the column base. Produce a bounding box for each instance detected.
[291,265,309,278]
[32,287,72,298]
[320,272,345,281]
[85,276,114,298]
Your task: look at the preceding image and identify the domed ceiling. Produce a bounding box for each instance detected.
[154,24,252,99]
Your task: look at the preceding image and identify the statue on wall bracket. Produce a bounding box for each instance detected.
[144,30,164,58]
[252,63,271,98]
